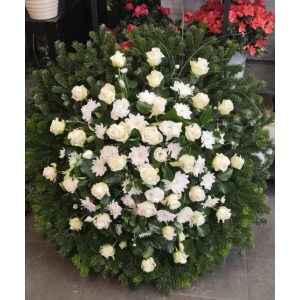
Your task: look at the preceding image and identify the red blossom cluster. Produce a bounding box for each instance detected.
[184,0,274,55]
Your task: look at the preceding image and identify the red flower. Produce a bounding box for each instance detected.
[243,4,255,16]
[157,5,171,16]
[127,24,136,32]
[124,3,134,11]
[229,10,238,23]
[249,46,256,55]
[255,39,267,48]
[132,4,149,17]
[184,12,195,23]
[238,22,246,33]
[120,41,131,51]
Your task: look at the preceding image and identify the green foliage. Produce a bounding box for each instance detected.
[26,24,274,293]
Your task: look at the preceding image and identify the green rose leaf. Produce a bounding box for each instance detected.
[199,106,213,125]
[216,168,233,181]
[211,181,236,194]
[183,239,196,258]
[161,164,175,181]
[143,245,154,259]
[136,101,152,114]
[148,219,161,234]
[197,224,210,237]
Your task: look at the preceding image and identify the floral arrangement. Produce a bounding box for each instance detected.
[184,0,275,56]
[27,24,274,293]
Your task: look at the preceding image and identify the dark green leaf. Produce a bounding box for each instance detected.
[136,101,152,114]
[199,106,213,125]
[161,164,174,181]
[217,168,233,181]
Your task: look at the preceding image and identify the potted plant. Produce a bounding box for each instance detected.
[26,0,59,20]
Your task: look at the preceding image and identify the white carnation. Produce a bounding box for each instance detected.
[200,172,216,190]
[107,200,122,219]
[137,90,157,105]
[176,207,193,223]
[202,195,219,208]
[121,194,136,208]
[189,211,206,227]
[95,124,107,139]
[81,99,100,122]
[100,145,119,162]
[165,193,181,210]
[163,171,189,194]
[110,98,130,120]
[167,142,182,159]
[156,210,176,223]
[170,81,194,98]
[68,152,81,168]
[193,155,206,177]
[91,157,107,176]
[93,213,112,230]
[159,121,182,141]
[201,130,216,149]
[174,103,192,119]
[136,201,157,218]
[129,145,149,166]
[125,113,149,131]
[80,197,96,212]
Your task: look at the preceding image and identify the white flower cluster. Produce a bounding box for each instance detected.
[43,48,244,272]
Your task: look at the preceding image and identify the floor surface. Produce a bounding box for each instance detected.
[25,182,274,300]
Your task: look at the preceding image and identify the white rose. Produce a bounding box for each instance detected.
[106,122,130,143]
[62,176,79,193]
[185,124,202,141]
[110,51,126,68]
[189,186,206,202]
[93,213,112,230]
[192,92,210,109]
[158,121,182,141]
[68,129,86,147]
[216,206,232,223]
[107,155,127,172]
[50,118,65,135]
[119,241,127,249]
[162,225,176,241]
[91,182,110,200]
[151,96,167,116]
[178,231,186,242]
[137,201,157,218]
[43,163,57,182]
[231,154,245,170]
[190,57,209,76]
[141,257,156,272]
[173,250,188,264]
[139,164,160,185]
[179,154,196,173]
[69,217,83,231]
[145,187,164,203]
[153,147,168,162]
[190,211,206,227]
[218,99,234,115]
[212,153,230,172]
[140,126,163,145]
[71,85,87,101]
[100,244,115,259]
[146,47,165,66]
[83,150,93,159]
[146,70,164,88]
[98,83,116,104]
[100,145,119,162]
[165,193,181,210]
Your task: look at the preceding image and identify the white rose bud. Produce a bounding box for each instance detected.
[218,99,234,115]
[137,201,157,218]
[190,211,206,227]
[98,83,116,104]
[154,147,168,162]
[162,225,176,241]
[151,96,167,116]
[71,85,88,101]
[165,193,181,210]
[145,187,164,203]
[82,150,93,159]
[106,122,130,143]
[62,176,79,193]
[69,217,83,231]
[173,250,188,264]
[141,257,156,272]
[100,244,115,259]
[107,155,127,172]
[68,129,86,147]
[212,153,230,172]
[91,182,110,200]
[93,213,112,230]
[178,232,186,242]
[43,163,57,182]
[119,79,126,89]
[140,126,163,145]
[146,47,165,66]
[192,92,210,109]
[146,70,164,88]
[178,154,196,173]
[185,123,202,141]
[189,186,206,202]
[119,241,127,249]
[231,154,245,170]
[190,57,209,76]
[139,164,160,185]
[110,51,126,68]
[216,206,232,223]
[50,118,65,135]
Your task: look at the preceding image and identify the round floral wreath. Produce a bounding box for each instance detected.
[33,25,273,292]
